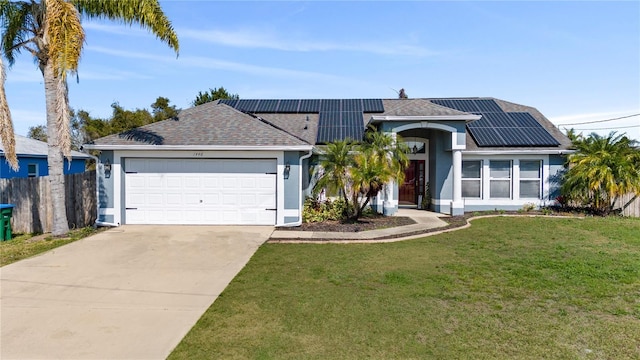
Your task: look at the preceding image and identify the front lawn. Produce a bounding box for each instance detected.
[170,216,640,359]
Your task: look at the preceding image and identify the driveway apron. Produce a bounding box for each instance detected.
[1,225,271,360]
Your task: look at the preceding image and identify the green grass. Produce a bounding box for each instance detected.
[170,216,640,359]
[0,227,103,266]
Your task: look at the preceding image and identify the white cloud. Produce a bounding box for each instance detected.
[85,46,355,83]
[178,28,437,57]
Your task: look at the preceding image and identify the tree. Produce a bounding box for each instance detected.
[313,130,409,220]
[28,125,48,142]
[561,131,640,215]
[192,86,239,106]
[1,0,178,236]
[151,96,178,121]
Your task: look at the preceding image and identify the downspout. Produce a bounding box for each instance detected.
[284,149,313,227]
[82,149,118,227]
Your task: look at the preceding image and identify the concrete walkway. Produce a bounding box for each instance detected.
[1,225,272,360]
[270,208,449,243]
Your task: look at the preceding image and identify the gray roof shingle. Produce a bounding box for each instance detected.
[92,103,310,147]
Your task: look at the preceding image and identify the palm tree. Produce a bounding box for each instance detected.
[313,139,355,207]
[562,132,640,215]
[350,149,393,219]
[1,0,178,236]
[313,131,410,221]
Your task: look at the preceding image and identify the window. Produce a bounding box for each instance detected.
[490,160,511,198]
[462,160,482,198]
[27,163,38,177]
[520,160,542,198]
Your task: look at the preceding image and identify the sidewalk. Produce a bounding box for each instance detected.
[269,208,451,243]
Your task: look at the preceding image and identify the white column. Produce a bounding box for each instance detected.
[451,150,464,215]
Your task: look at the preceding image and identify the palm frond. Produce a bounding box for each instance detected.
[45,0,84,79]
[72,0,179,54]
[1,0,40,66]
[0,55,18,170]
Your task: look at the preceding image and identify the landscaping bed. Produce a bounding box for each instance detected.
[279,214,416,232]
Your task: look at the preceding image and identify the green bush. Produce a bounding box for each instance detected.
[303,197,348,223]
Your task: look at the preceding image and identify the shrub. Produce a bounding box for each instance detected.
[303,197,348,223]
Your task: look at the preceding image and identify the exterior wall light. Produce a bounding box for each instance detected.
[284,163,291,180]
[104,159,112,178]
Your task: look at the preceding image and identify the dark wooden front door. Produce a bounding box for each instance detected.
[399,160,425,205]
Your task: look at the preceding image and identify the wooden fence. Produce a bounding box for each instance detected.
[615,193,640,217]
[0,171,97,234]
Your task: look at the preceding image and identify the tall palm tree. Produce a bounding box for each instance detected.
[1,0,178,236]
[562,132,640,214]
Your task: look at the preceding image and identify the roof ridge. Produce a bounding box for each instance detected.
[240,110,311,145]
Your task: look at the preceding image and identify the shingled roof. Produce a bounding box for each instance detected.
[92,102,310,147]
[90,97,570,150]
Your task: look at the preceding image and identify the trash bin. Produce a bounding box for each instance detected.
[0,204,15,241]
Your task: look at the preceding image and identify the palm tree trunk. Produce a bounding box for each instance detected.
[44,61,69,236]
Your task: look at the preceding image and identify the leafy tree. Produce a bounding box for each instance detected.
[1,0,178,236]
[192,87,239,106]
[561,132,640,215]
[27,125,48,142]
[313,130,409,220]
[151,96,179,121]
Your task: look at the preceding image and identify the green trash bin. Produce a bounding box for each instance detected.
[1,204,15,241]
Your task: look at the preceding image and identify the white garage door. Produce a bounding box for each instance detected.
[124,158,277,225]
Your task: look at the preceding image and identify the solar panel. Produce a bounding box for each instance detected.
[219,99,238,108]
[362,99,384,112]
[468,127,506,147]
[234,99,259,112]
[452,99,479,113]
[474,99,503,112]
[321,99,341,112]
[509,112,541,127]
[276,99,300,113]
[342,99,363,112]
[483,113,518,127]
[524,127,561,146]
[499,127,532,146]
[299,99,321,112]
[253,99,278,112]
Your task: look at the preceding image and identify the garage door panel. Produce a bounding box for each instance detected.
[125,158,277,225]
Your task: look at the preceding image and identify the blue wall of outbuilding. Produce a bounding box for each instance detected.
[0,156,86,178]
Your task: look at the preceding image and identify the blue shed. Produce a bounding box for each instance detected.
[0,134,90,179]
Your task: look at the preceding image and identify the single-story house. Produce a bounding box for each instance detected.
[84,97,572,227]
[1,134,90,179]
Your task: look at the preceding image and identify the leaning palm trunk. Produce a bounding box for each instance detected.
[43,61,70,235]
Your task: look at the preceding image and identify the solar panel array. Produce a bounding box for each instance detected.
[219,99,384,114]
[430,99,560,147]
[316,112,365,143]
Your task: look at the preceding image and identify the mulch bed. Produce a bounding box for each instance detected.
[279,215,416,232]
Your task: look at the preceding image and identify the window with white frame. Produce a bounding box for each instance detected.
[27,163,38,177]
[519,160,542,198]
[462,160,482,198]
[490,160,511,198]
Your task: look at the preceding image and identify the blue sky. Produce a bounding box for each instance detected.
[5,0,640,140]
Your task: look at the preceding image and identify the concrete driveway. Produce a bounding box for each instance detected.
[1,225,272,360]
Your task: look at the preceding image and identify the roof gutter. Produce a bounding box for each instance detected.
[369,114,481,123]
[462,149,575,155]
[82,144,314,151]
